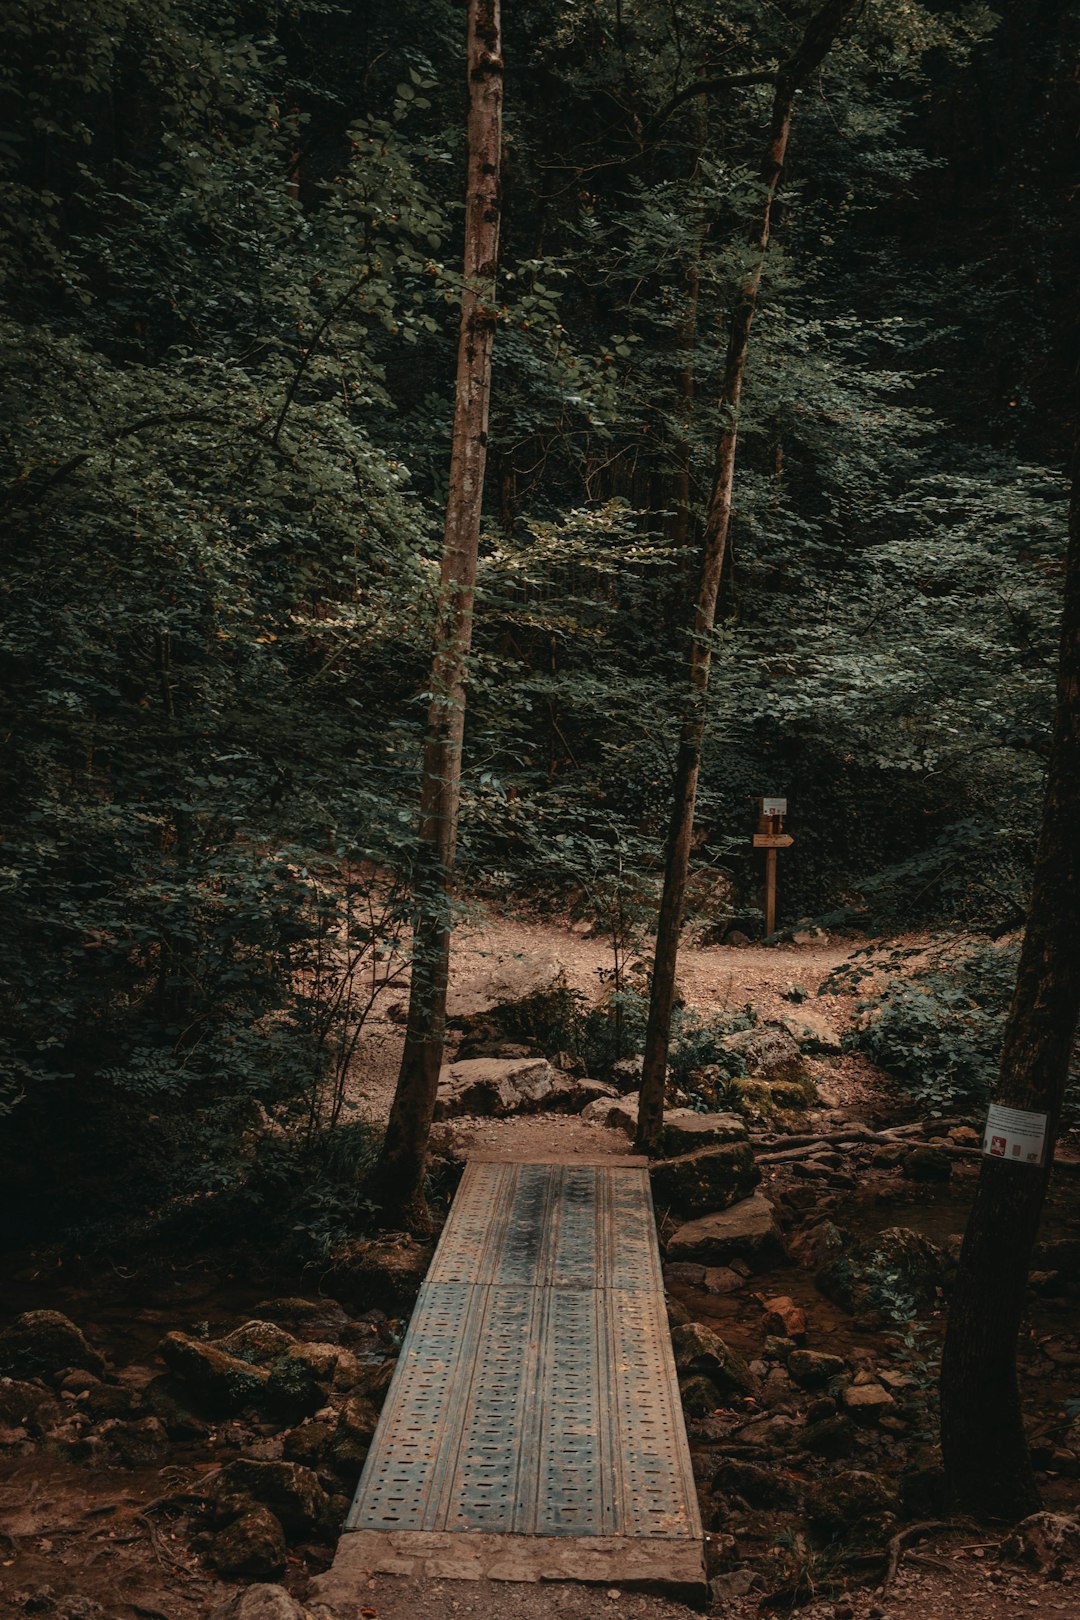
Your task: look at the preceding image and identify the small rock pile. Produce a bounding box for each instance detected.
[658,1176,956,1591]
[0,1287,404,1586]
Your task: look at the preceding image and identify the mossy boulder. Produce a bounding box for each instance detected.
[209,1459,330,1538]
[727,1075,817,1119]
[804,1468,899,1530]
[208,1505,286,1578]
[670,1322,757,1399]
[651,1143,760,1219]
[282,1417,336,1471]
[159,1331,269,1415]
[762,1077,818,1110]
[265,1342,362,1420]
[0,1312,106,1381]
[264,1349,331,1421]
[816,1226,946,1325]
[216,1321,298,1367]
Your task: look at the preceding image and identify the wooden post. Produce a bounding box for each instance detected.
[765,847,777,935]
[753,796,792,938]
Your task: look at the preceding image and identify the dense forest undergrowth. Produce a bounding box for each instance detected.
[4,0,1080,1613]
[3,0,1078,1235]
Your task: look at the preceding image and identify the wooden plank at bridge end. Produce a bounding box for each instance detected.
[312,1160,707,1605]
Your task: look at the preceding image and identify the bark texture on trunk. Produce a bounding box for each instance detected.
[368,0,503,1227]
[636,0,860,1156]
[940,448,1080,1520]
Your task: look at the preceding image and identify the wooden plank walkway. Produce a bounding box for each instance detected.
[315,1157,707,1601]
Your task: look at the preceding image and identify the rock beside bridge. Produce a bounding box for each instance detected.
[0,1310,107,1380]
[659,1109,748,1155]
[666,1193,787,1270]
[433,1057,617,1120]
[650,1142,760,1218]
[433,1056,560,1118]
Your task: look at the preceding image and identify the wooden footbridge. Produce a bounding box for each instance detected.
[317,1157,707,1601]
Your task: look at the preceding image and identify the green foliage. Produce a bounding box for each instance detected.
[667,1007,756,1090]
[579,985,651,1075]
[1,0,1075,1236]
[144,1118,384,1262]
[0,0,436,1231]
[840,939,1032,1117]
[468,971,652,1077]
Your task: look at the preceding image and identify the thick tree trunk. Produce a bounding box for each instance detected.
[636,0,860,1156]
[940,448,1080,1520]
[367,0,503,1228]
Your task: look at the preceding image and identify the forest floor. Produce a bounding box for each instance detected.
[3,910,1080,1619]
[347,914,879,1134]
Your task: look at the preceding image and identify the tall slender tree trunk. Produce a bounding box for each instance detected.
[940,444,1080,1520]
[635,0,860,1156]
[367,0,503,1228]
[667,117,707,576]
[668,245,701,563]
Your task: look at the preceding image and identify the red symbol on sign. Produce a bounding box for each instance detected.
[989,1135,1006,1157]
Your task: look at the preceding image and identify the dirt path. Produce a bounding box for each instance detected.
[349,1555,1080,1620]
[347,908,885,1134]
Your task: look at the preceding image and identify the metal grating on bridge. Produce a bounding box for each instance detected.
[317,1159,707,1597]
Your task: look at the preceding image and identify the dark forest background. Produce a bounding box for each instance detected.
[2,0,1078,1246]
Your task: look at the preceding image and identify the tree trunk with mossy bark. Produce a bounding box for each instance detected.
[367,0,503,1229]
[940,444,1080,1520]
[636,0,861,1156]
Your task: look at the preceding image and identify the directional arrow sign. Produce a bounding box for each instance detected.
[753,832,794,848]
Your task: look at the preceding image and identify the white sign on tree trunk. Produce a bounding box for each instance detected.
[983,1103,1049,1167]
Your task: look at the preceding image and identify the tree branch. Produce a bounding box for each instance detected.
[268,278,362,450]
[644,0,861,142]
[2,410,231,514]
[642,72,776,141]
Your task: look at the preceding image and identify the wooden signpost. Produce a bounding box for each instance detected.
[753,796,792,935]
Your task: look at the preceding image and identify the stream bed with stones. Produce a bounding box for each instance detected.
[4,991,1080,1617]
